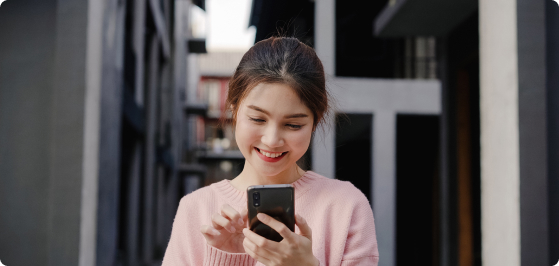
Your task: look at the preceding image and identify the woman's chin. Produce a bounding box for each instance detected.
[255,169,284,179]
[246,154,300,181]
[252,166,291,181]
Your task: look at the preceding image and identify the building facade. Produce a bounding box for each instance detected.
[249,0,558,265]
[0,0,205,265]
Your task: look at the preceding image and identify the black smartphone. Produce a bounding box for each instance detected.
[247,184,295,242]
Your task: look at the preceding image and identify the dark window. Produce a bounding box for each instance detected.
[335,113,372,199]
[335,0,401,78]
[396,114,440,266]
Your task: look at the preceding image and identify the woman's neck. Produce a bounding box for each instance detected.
[229,161,305,192]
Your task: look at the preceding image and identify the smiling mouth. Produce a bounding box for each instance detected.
[255,147,287,158]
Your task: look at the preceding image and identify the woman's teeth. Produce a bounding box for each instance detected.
[258,149,284,158]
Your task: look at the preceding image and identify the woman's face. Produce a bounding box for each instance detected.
[235,83,314,178]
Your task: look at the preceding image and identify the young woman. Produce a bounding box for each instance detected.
[162,37,379,266]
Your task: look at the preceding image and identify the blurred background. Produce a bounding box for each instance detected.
[0,0,557,265]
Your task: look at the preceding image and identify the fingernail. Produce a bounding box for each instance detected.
[257,213,266,220]
[238,218,244,226]
[230,226,236,233]
[212,229,221,236]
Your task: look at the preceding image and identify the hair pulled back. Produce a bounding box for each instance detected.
[226,37,329,130]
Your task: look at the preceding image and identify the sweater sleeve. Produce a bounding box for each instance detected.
[203,244,256,266]
[162,193,256,266]
[162,197,191,266]
[340,192,380,266]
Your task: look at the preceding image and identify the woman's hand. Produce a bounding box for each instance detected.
[200,204,248,253]
[242,213,319,266]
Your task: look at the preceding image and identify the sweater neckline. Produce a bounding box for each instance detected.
[211,171,320,208]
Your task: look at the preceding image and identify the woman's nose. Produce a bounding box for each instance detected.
[261,126,284,147]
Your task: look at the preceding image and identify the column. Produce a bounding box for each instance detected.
[479,0,520,265]
[373,111,396,266]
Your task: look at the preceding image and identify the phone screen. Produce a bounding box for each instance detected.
[247,184,295,242]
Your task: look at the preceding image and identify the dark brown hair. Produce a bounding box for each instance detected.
[226,37,330,131]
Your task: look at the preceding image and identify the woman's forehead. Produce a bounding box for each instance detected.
[241,83,311,115]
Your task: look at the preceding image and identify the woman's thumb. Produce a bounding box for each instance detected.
[295,214,312,240]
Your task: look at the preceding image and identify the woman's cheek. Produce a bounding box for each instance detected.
[291,128,312,149]
[236,120,260,143]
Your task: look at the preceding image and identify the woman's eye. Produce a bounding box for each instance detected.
[287,124,302,129]
[249,118,265,123]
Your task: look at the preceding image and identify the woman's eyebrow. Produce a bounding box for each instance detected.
[285,113,309,119]
[247,105,270,115]
[247,105,309,119]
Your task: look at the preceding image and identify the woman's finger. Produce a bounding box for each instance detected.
[242,228,281,251]
[211,213,236,233]
[295,214,312,240]
[241,208,249,224]
[256,213,295,242]
[220,204,245,228]
[243,235,273,265]
[200,224,221,237]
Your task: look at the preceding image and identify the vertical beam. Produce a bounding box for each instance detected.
[370,115,375,205]
[156,62,171,249]
[314,0,335,76]
[134,0,147,106]
[170,0,185,242]
[517,0,548,264]
[149,0,171,58]
[174,0,188,107]
[436,36,454,266]
[50,0,90,265]
[128,0,148,263]
[373,111,396,266]
[479,0,520,265]
[126,143,143,265]
[143,35,160,263]
[95,1,127,265]
[156,166,166,248]
[312,114,335,179]
[187,55,200,103]
[546,1,559,264]
[81,0,104,265]
[456,71,474,266]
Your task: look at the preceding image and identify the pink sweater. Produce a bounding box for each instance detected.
[161,171,379,266]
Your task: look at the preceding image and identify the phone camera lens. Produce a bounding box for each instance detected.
[253,192,260,207]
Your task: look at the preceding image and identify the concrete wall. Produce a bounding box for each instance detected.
[0,1,57,265]
[1,0,184,264]
[0,0,95,265]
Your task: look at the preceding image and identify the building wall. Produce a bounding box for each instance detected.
[314,2,441,266]
[0,0,91,265]
[0,1,57,264]
[0,0,191,265]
